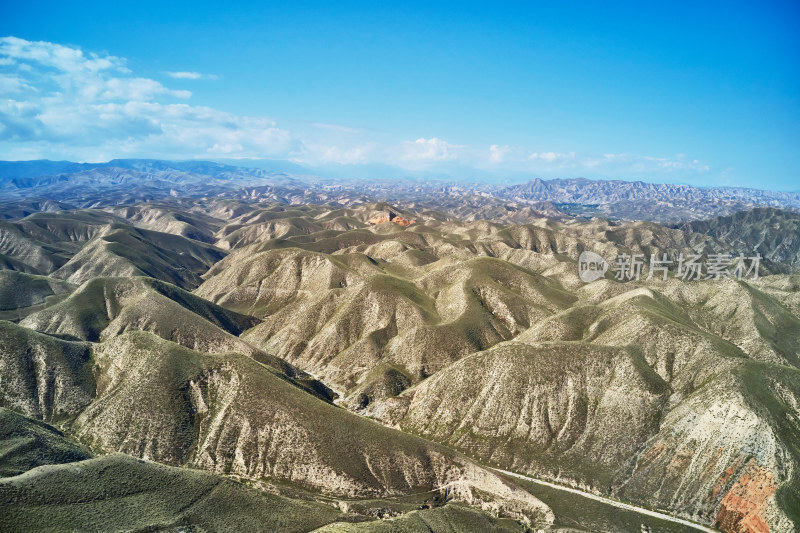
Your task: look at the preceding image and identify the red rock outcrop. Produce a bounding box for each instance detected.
[367,211,415,227]
[714,459,777,533]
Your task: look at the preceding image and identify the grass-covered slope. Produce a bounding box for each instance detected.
[311,504,527,532]
[20,276,257,344]
[0,271,74,311]
[105,203,223,243]
[0,271,74,322]
[17,276,336,398]
[385,342,670,486]
[198,246,576,400]
[0,220,72,274]
[0,409,543,533]
[52,224,226,289]
[0,321,94,422]
[62,330,552,526]
[378,283,800,532]
[0,408,91,477]
[0,453,345,533]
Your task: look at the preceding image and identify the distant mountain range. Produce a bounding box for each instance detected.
[499,177,800,221]
[1,159,799,224]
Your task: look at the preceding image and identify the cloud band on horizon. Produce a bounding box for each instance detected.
[0,36,710,182]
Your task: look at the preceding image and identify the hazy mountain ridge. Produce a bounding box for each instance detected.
[2,159,799,224]
[501,177,800,205]
[498,178,800,222]
[677,207,800,273]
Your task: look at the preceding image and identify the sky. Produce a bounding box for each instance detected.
[0,1,798,190]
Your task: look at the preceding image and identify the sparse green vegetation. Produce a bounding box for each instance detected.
[0,199,798,532]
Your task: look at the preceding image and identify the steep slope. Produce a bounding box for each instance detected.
[0,252,40,274]
[15,277,331,395]
[618,360,800,532]
[0,271,74,310]
[51,224,226,289]
[196,247,367,317]
[517,285,749,387]
[753,274,800,318]
[0,321,94,422]
[0,453,344,533]
[105,203,223,243]
[64,331,551,524]
[383,342,670,485]
[8,210,123,247]
[371,276,800,533]
[20,277,256,344]
[0,220,72,274]
[0,408,553,533]
[198,246,574,400]
[0,410,539,533]
[0,199,76,220]
[661,279,800,369]
[0,210,135,276]
[679,207,800,272]
[0,408,91,477]
[216,214,329,249]
[381,339,800,531]
[0,271,74,321]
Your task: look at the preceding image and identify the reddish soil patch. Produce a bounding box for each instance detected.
[368,212,416,227]
[715,459,777,533]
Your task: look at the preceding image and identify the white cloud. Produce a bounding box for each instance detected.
[0,36,126,75]
[165,71,218,80]
[488,144,510,164]
[0,37,300,160]
[402,137,462,161]
[166,71,202,79]
[0,36,716,179]
[0,74,35,94]
[308,142,378,165]
[529,151,575,162]
[93,77,191,101]
[581,153,710,173]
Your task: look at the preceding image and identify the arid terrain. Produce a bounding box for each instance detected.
[1,163,799,532]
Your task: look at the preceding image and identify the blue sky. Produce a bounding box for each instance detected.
[1,1,798,190]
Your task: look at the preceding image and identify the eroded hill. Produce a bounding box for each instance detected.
[0,198,798,533]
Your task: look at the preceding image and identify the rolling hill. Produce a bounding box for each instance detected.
[0,195,798,532]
